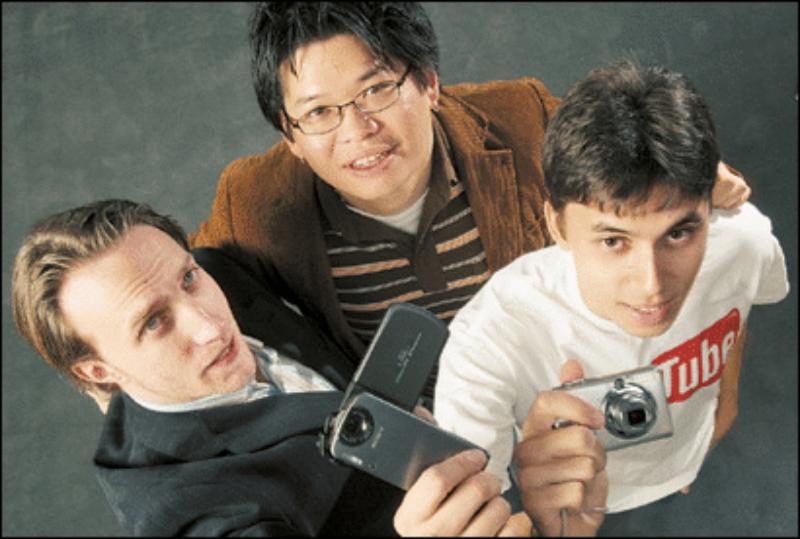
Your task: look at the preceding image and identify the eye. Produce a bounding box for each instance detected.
[305,106,331,119]
[144,313,162,333]
[183,268,197,287]
[602,237,623,249]
[667,227,694,243]
[364,82,390,96]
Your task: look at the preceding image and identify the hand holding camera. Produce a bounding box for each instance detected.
[514,359,608,537]
[515,359,675,535]
[552,364,674,451]
[393,449,516,536]
[319,303,518,536]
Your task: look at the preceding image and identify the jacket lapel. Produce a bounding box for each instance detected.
[437,92,524,271]
[116,391,342,460]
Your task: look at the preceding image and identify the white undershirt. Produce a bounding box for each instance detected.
[346,188,429,236]
[128,336,336,413]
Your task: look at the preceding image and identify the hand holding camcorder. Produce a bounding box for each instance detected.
[318,303,487,490]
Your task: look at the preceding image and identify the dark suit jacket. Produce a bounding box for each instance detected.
[94,391,403,536]
[93,249,403,536]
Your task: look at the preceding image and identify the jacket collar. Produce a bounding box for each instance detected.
[101,391,343,463]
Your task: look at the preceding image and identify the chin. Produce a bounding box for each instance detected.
[618,320,673,338]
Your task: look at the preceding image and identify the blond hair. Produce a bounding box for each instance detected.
[11,199,188,396]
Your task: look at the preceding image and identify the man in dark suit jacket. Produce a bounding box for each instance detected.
[11,199,526,536]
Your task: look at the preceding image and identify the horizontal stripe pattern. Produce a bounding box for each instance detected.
[325,187,489,345]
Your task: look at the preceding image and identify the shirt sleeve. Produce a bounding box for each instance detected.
[733,203,790,304]
[433,281,530,491]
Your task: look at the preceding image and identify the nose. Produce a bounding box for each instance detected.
[338,102,379,141]
[629,246,666,298]
[181,301,223,346]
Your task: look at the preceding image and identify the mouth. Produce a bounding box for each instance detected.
[346,147,394,171]
[205,336,237,372]
[623,301,672,326]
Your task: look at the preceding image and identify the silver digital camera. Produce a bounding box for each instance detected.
[319,303,487,490]
[553,365,673,451]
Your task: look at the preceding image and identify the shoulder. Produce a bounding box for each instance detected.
[218,142,315,207]
[440,77,559,136]
[443,77,559,112]
[456,246,568,325]
[708,202,779,256]
[493,246,569,295]
[704,202,789,303]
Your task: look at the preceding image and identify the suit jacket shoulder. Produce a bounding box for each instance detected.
[94,392,358,536]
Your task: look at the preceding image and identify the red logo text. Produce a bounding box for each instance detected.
[652,308,741,403]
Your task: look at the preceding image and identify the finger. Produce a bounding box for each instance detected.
[521,481,586,536]
[521,390,605,438]
[430,471,503,535]
[413,405,436,424]
[566,510,606,537]
[515,425,605,467]
[733,185,752,207]
[559,359,585,384]
[583,469,609,510]
[459,495,512,537]
[497,512,534,537]
[397,449,487,524]
[516,455,603,490]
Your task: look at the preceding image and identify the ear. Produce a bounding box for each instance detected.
[282,133,306,163]
[421,69,440,110]
[544,201,568,249]
[279,115,306,162]
[71,358,123,386]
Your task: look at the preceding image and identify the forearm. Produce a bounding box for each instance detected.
[710,324,748,450]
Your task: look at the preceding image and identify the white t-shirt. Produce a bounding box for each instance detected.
[434,202,789,513]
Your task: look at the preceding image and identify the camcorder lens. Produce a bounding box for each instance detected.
[340,407,374,446]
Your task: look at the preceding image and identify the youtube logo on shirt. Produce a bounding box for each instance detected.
[652,308,741,403]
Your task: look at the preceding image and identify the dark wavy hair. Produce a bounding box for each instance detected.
[543,60,720,213]
[248,2,439,138]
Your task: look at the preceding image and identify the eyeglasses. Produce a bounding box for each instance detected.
[283,66,412,135]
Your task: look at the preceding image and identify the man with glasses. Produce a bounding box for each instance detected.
[190,5,748,533]
[193,3,747,401]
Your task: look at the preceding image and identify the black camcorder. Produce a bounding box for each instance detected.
[318,303,486,490]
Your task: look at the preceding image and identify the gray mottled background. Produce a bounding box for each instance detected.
[2,2,797,536]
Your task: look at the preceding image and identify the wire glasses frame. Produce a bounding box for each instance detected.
[283,66,413,135]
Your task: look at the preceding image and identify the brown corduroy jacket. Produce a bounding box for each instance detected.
[190,77,561,363]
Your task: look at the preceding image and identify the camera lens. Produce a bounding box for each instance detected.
[602,379,657,439]
[627,408,647,426]
[339,407,374,446]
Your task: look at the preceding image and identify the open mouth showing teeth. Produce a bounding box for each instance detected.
[350,151,389,169]
[633,305,662,313]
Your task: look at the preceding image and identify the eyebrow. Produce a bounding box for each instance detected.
[294,65,390,107]
[128,253,194,337]
[590,211,705,235]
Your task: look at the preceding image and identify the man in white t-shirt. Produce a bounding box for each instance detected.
[434,60,789,536]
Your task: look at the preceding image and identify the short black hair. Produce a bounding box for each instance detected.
[543,60,720,213]
[248,2,439,137]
